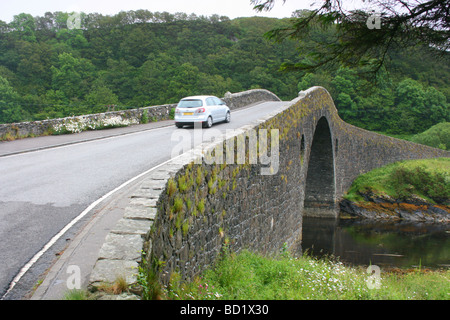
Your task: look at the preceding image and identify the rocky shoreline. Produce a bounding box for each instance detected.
[339,192,450,222]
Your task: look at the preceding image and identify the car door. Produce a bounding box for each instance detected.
[206,97,218,121]
[213,97,227,121]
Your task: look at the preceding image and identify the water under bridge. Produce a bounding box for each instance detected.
[1,87,447,299]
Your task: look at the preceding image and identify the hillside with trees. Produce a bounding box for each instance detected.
[0,10,448,137]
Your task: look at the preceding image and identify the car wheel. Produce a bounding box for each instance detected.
[175,123,183,128]
[204,116,213,128]
[225,111,231,123]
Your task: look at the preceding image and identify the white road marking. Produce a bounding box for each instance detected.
[1,101,282,299]
[0,104,260,159]
[1,151,185,299]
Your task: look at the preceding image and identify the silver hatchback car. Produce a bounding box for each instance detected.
[174,95,231,128]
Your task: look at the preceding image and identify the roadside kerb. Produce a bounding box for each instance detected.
[87,146,205,298]
[25,89,282,300]
[87,99,294,299]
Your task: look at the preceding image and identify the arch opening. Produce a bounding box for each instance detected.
[303,117,337,218]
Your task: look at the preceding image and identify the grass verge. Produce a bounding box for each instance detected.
[144,249,450,300]
[343,158,449,204]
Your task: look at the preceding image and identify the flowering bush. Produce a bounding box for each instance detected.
[52,115,139,134]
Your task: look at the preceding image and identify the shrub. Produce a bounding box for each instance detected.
[411,122,450,150]
[345,158,450,204]
[141,109,149,124]
[167,178,178,197]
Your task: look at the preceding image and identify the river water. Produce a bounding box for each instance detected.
[301,216,450,269]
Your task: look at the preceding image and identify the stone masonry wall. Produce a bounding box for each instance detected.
[333,113,449,198]
[149,122,304,285]
[88,86,449,297]
[222,89,280,110]
[0,89,280,140]
[87,89,284,293]
[148,86,449,284]
[0,104,175,139]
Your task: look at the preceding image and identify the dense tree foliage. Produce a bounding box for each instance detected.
[0,10,448,136]
[253,0,449,74]
[298,64,449,134]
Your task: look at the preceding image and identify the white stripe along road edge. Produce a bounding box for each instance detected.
[1,152,186,300]
[0,104,260,159]
[1,102,274,299]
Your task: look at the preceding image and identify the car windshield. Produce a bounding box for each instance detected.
[178,99,203,108]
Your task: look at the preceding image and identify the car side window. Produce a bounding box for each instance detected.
[213,97,224,105]
[206,98,215,106]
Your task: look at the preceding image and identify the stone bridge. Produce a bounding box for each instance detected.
[88,86,448,291]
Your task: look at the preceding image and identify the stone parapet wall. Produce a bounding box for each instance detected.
[222,88,280,110]
[0,104,176,139]
[89,100,304,292]
[87,86,448,298]
[333,118,449,198]
[0,89,279,139]
[146,86,448,285]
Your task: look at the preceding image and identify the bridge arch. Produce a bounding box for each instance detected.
[100,87,448,288]
[303,116,337,217]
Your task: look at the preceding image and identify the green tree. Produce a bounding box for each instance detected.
[134,53,176,106]
[50,52,96,101]
[33,89,69,120]
[253,0,449,75]
[99,58,138,105]
[167,63,201,101]
[394,78,426,133]
[424,87,449,127]
[0,76,23,123]
[0,9,447,132]
[56,29,89,50]
[15,41,53,97]
[331,68,361,122]
[297,73,313,92]
[198,73,238,98]
[10,13,37,42]
[119,26,158,67]
[85,86,119,113]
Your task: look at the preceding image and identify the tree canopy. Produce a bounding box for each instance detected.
[0,10,448,136]
[252,0,449,74]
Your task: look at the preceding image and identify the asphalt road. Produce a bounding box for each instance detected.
[0,100,288,299]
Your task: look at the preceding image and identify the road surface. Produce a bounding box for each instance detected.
[0,101,288,299]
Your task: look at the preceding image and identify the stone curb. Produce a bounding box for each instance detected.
[87,150,201,295]
[86,85,449,299]
[87,90,283,297]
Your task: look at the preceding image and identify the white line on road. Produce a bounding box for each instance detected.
[1,151,185,300]
[1,101,279,299]
[0,104,259,159]
[0,123,174,159]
